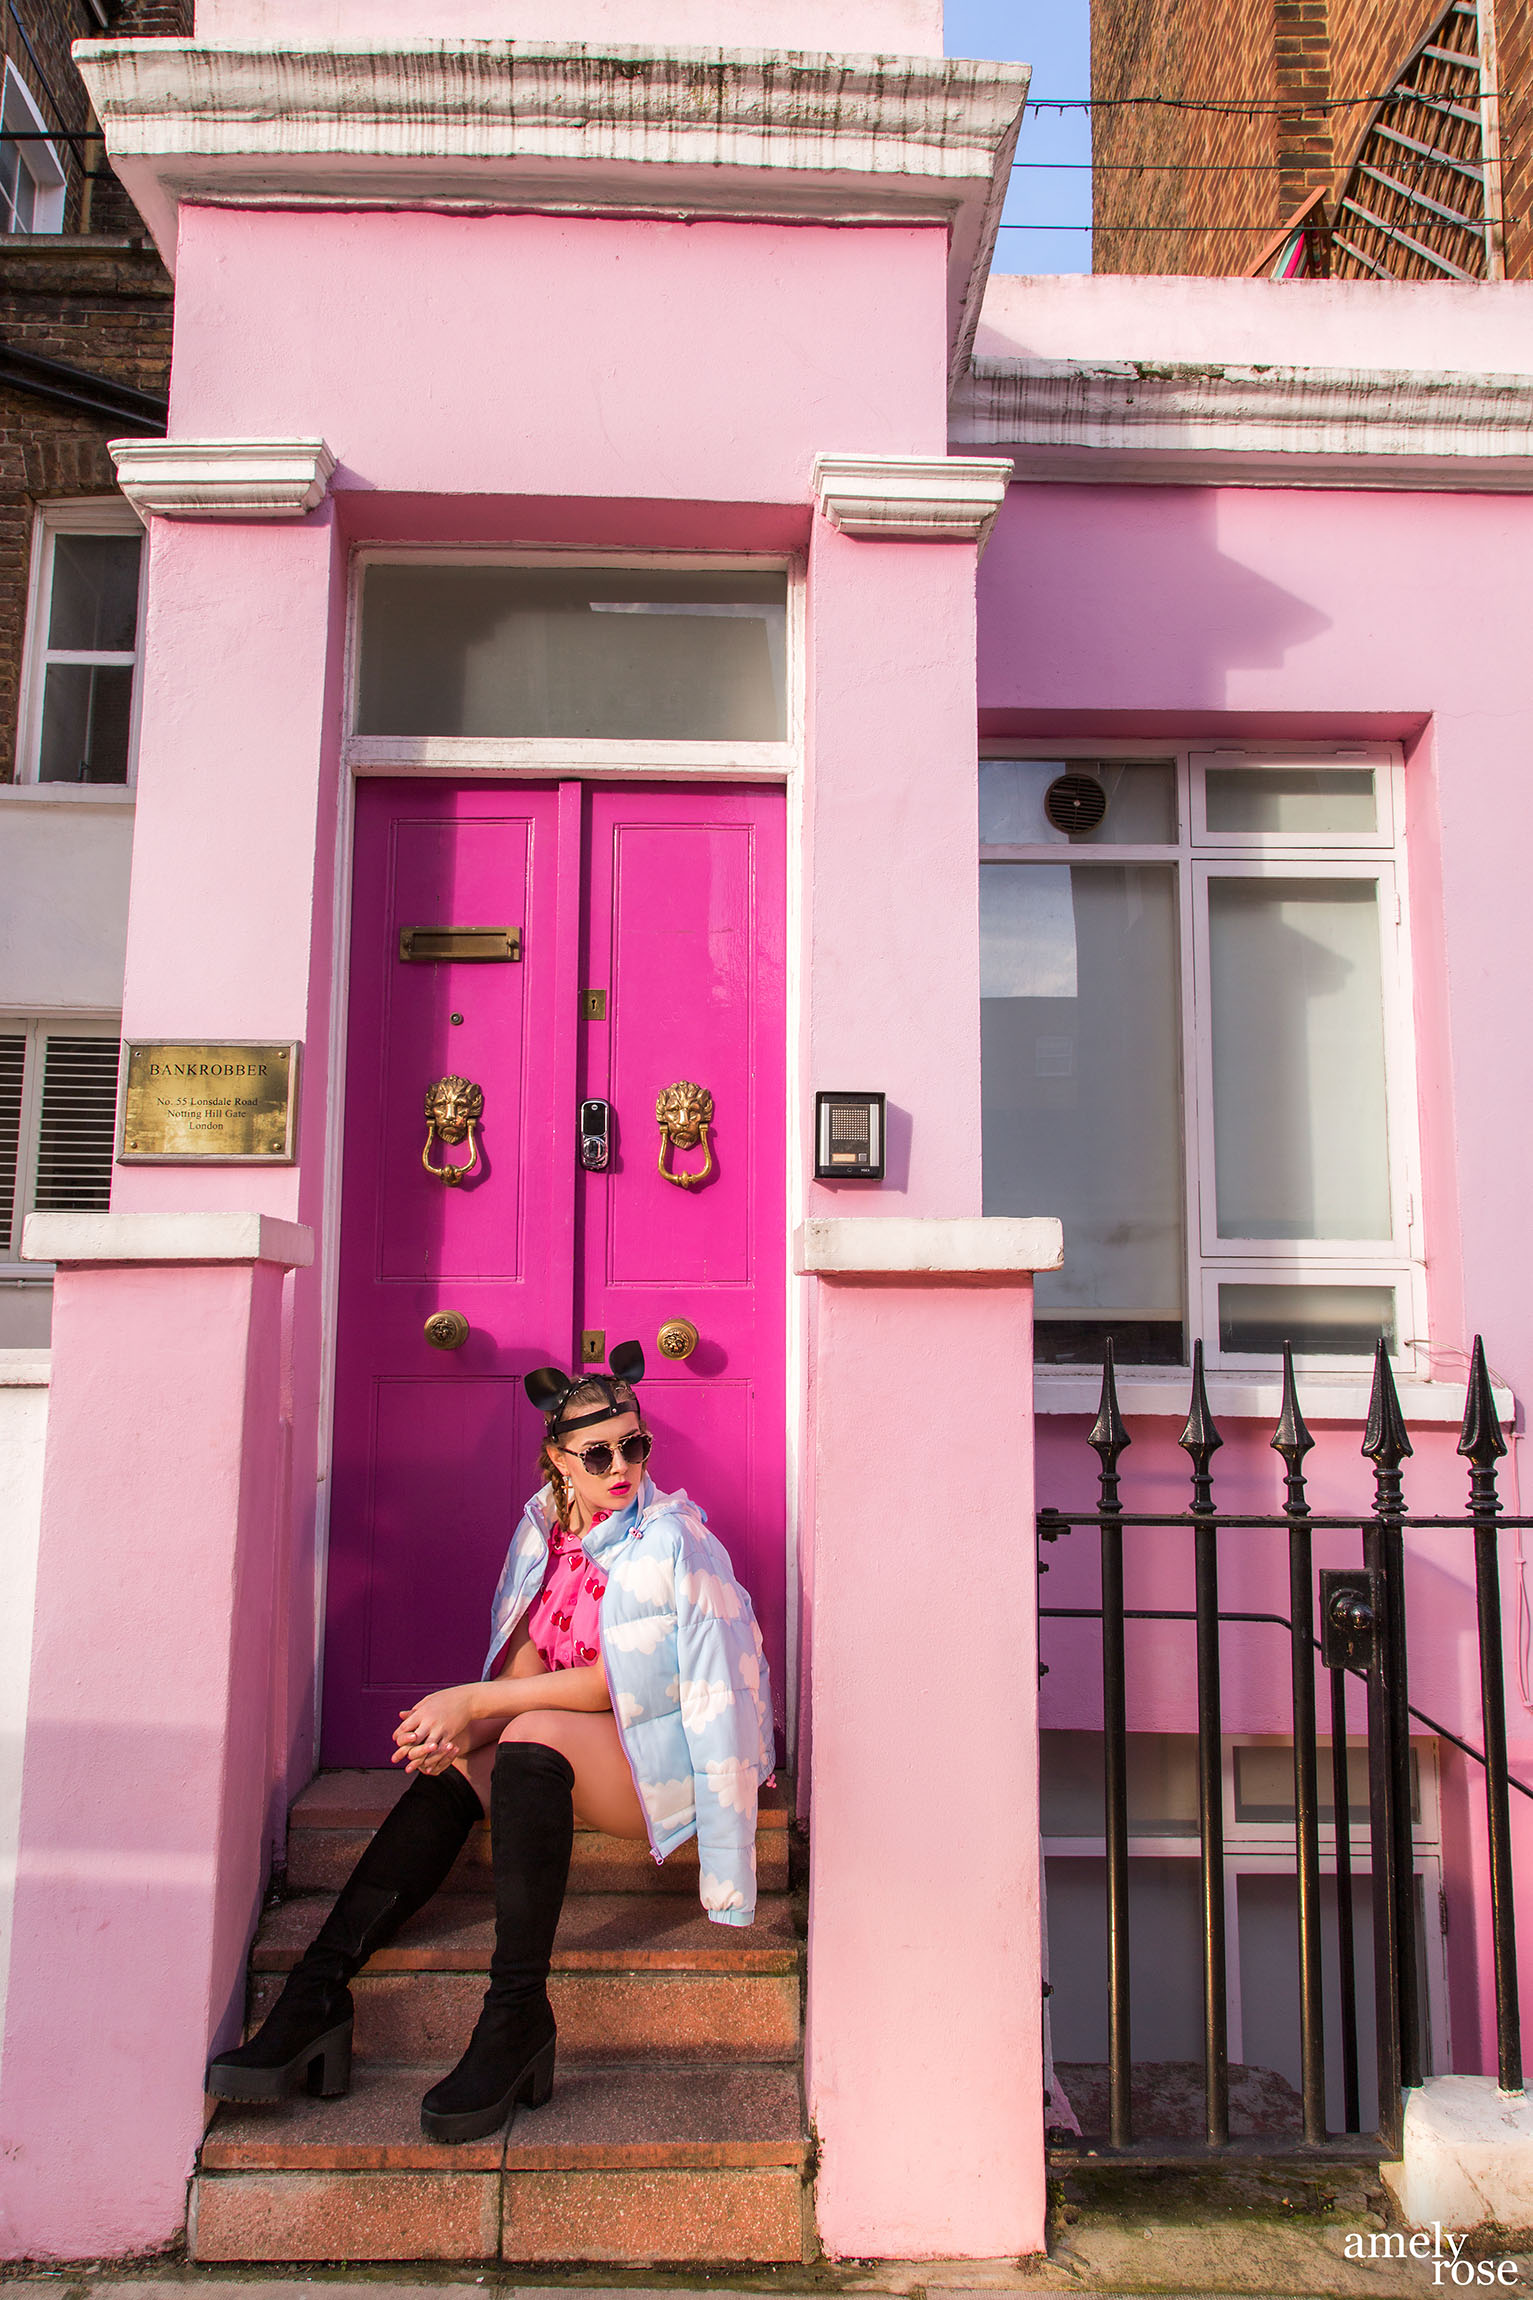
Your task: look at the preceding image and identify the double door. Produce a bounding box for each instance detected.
[323,779,786,1765]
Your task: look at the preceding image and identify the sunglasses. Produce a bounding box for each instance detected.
[565,1430,652,1477]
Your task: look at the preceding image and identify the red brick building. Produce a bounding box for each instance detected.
[0,0,181,787]
[1091,0,1531,279]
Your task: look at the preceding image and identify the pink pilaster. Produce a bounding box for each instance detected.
[0,1215,311,2259]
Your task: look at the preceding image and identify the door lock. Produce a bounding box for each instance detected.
[424,1311,470,1351]
[580,1099,612,1171]
[657,1317,700,1361]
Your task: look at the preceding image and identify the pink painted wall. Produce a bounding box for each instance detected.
[804,521,984,1220]
[807,1275,1044,2258]
[168,208,951,500]
[193,0,947,54]
[0,1259,286,2258]
[977,472,1533,2080]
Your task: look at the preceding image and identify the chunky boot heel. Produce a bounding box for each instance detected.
[208,2007,354,2104]
[306,2020,354,2098]
[520,2036,556,2110]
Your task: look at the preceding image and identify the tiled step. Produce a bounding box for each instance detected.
[287,1770,790,1897]
[247,1892,802,2064]
[193,2061,809,2263]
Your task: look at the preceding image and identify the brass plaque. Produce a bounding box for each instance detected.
[119,1041,299,1163]
[400,926,521,963]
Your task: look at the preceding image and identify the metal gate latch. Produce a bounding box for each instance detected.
[1320,1568,1380,1671]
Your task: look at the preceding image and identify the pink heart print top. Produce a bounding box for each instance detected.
[525,1511,611,1673]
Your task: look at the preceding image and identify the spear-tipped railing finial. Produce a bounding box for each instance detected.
[1272,1341,1315,1519]
[1458,1334,1507,1475]
[1363,1337,1413,1478]
[1179,1339,1224,1514]
[1089,1337,1130,1511]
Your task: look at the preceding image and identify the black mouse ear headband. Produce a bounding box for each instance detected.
[525,1341,646,1436]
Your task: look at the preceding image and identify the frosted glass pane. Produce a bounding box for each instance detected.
[357,566,786,740]
[983,863,1184,1320]
[980,757,1176,845]
[1205,766,1376,835]
[1209,877,1391,1240]
[1217,1282,1396,1356]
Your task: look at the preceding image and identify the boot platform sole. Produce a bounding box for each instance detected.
[420,2036,557,2144]
[206,2018,353,2103]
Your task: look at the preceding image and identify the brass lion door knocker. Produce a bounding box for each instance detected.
[423,1074,484,1186]
[656,1081,714,1191]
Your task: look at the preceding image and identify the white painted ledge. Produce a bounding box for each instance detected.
[75,42,1028,388]
[1035,1370,1514,1424]
[110,437,336,520]
[22,1212,314,1269]
[950,357,1533,493]
[1383,2076,1533,2230]
[0,1350,50,1388]
[813,452,1013,547]
[795,1215,1062,1275]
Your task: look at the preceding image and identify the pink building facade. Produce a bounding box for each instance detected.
[0,0,1530,2267]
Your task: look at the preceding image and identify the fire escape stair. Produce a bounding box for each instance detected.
[191,1771,807,2264]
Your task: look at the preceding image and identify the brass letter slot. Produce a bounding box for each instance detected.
[400,926,522,963]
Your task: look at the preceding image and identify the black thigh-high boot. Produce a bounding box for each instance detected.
[207,1765,484,2102]
[419,1741,574,2144]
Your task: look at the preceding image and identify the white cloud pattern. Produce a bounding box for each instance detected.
[616,1690,645,1726]
[605,1611,675,1656]
[641,1775,696,1830]
[611,1551,675,1606]
[699,1870,746,1913]
[704,1756,758,1814]
[680,1676,734,1730]
[680,1567,742,1621]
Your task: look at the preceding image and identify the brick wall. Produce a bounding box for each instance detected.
[1092,0,1530,277]
[0,1,183,785]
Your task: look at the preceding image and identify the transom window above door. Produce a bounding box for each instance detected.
[979,747,1422,1372]
[354,560,790,747]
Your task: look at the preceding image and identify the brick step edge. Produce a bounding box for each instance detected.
[288,1834,790,1897]
[189,2164,812,2265]
[252,1891,800,1977]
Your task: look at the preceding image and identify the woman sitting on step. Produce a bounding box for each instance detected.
[206,1344,773,2144]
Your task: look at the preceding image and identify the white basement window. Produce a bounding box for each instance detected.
[17,504,145,784]
[980,746,1423,1372]
[0,1021,120,1346]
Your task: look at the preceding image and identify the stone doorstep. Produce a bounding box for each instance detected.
[252,1892,801,1978]
[201,2060,807,2176]
[189,2164,809,2266]
[289,1772,790,1833]
[245,1966,802,2068]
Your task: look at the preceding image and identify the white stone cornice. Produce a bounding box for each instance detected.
[950,357,1533,492]
[813,452,1013,546]
[109,437,336,520]
[22,1211,314,1268]
[795,1216,1062,1275]
[75,41,1027,390]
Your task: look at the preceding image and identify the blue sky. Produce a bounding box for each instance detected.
[945,0,1092,272]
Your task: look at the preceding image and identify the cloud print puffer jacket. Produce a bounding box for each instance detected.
[482,1478,774,1925]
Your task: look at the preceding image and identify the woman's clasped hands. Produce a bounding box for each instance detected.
[394,1683,481,1774]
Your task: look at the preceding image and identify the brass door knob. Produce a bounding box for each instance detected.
[657,1317,699,1361]
[424,1310,470,1351]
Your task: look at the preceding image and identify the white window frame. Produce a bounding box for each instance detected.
[980,741,1426,1373]
[1041,1732,1451,2085]
[16,500,147,791]
[343,546,803,784]
[0,62,64,236]
[0,1015,120,1280]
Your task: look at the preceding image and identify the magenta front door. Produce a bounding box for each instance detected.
[323,780,787,1765]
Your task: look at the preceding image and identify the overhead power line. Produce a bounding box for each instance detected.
[1023,87,1503,112]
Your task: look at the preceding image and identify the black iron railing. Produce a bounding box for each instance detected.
[1038,1335,1526,2161]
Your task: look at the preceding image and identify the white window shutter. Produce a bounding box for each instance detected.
[0,1034,25,1252]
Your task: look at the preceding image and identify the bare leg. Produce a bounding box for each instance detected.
[458,1710,647,1838]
